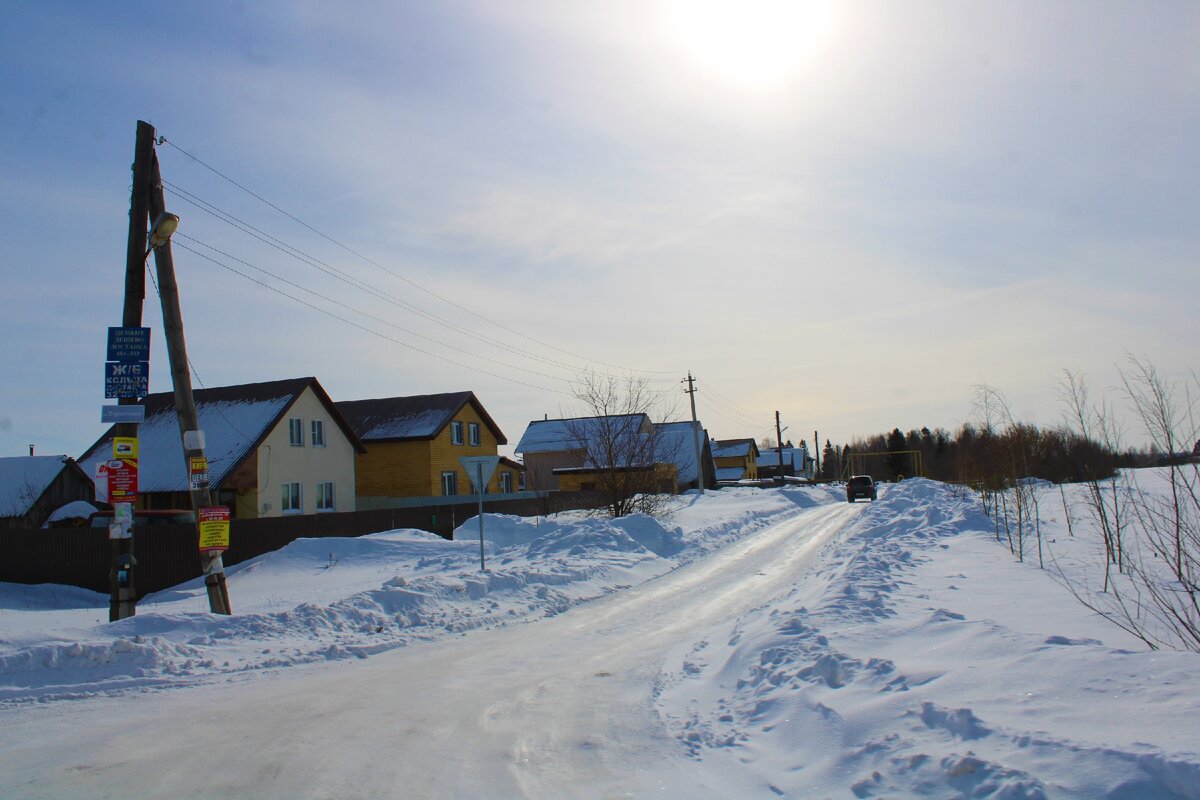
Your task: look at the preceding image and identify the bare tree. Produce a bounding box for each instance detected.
[1058,369,1129,587]
[972,384,1042,564]
[1053,358,1200,651]
[563,373,683,518]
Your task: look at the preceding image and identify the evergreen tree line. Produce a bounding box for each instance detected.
[817,422,1129,486]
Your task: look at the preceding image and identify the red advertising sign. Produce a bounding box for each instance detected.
[101,459,138,503]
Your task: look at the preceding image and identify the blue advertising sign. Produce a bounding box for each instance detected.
[105,361,149,399]
[107,327,151,363]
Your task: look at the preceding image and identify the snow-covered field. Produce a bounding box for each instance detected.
[1,475,1197,799]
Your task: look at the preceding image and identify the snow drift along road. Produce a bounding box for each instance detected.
[1,479,1197,799]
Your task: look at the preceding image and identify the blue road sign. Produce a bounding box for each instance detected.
[105,361,149,399]
[107,327,151,363]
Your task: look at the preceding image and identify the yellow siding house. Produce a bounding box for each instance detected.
[336,392,521,506]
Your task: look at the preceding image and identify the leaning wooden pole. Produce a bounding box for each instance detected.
[147,142,231,615]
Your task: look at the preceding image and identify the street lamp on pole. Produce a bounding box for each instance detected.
[149,212,180,249]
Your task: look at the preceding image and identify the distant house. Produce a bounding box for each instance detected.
[515,414,653,491]
[0,455,95,530]
[756,445,814,480]
[79,377,364,518]
[552,463,679,495]
[711,438,760,482]
[336,391,521,506]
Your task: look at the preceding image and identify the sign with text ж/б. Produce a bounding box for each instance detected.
[105,361,149,399]
[107,327,150,362]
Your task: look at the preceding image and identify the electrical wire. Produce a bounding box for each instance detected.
[175,233,574,385]
[171,238,572,397]
[163,181,631,379]
[704,381,772,423]
[159,136,680,378]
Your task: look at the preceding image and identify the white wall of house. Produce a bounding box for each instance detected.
[256,388,357,517]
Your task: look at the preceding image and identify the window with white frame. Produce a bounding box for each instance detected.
[282,482,302,513]
[500,471,513,494]
[288,418,304,446]
[311,419,326,447]
[451,421,464,445]
[316,481,335,511]
[441,471,457,496]
[468,422,481,446]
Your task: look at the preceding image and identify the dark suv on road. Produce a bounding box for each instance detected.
[847,475,877,503]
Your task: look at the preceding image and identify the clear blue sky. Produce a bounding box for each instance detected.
[2,1,1197,460]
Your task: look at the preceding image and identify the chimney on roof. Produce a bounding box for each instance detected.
[29,444,34,456]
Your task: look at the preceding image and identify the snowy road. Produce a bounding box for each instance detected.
[2,499,859,799]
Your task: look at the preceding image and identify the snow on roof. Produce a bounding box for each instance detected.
[656,421,709,485]
[515,414,650,454]
[712,439,757,459]
[755,447,807,469]
[44,500,99,525]
[78,378,314,493]
[715,466,746,481]
[0,455,73,517]
[335,392,505,443]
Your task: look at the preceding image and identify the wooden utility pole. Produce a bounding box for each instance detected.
[814,430,820,479]
[147,141,231,615]
[108,120,157,622]
[683,373,706,493]
[775,411,785,477]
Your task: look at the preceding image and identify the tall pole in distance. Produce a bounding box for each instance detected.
[814,430,820,480]
[683,373,705,494]
[109,120,156,622]
[147,142,231,615]
[775,411,785,478]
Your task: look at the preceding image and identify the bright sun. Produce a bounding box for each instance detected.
[665,0,837,92]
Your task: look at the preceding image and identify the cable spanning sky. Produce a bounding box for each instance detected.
[2,1,1197,459]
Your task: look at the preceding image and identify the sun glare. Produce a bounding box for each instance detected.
[666,0,837,92]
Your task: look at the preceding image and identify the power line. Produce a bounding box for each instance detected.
[176,232,574,385]
[164,181,614,377]
[158,136,680,378]
[704,382,771,422]
[171,238,572,397]
[699,387,769,428]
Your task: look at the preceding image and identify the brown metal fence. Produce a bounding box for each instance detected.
[1,493,601,599]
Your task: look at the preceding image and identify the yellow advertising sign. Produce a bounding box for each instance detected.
[189,456,210,490]
[198,506,231,553]
[113,437,138,462]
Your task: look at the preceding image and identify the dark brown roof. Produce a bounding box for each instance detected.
[336,391,507,444]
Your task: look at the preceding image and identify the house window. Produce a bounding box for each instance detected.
[311,419,326,448]
[316,481,335,511]
[451,421,464,445]
[500,471,513,494]
[282,482,302,513]
[441,471,457,496]
[468,422,481,446]
[288,418,304,446]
